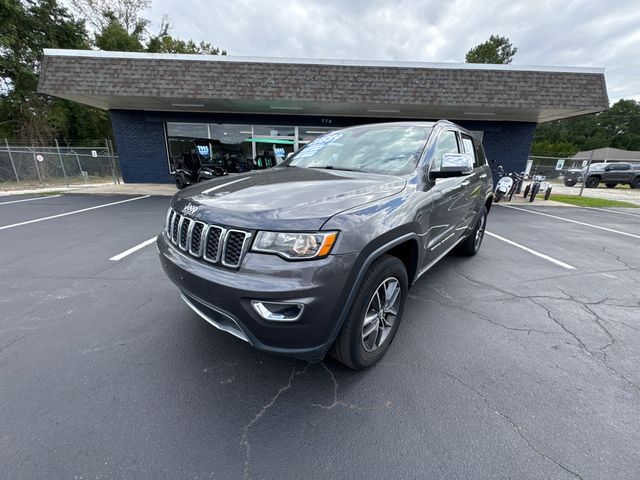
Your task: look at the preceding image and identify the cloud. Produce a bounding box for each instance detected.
[146,0,638,102]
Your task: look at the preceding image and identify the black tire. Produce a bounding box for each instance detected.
[507,184,516,201]
[454,206,488,257]
[523,184,530,198]
[544,186,552,200]
[630,177,640,189]
[330,254,408,370]
[494,190,503,203]
[529,183,539,202]
[175,175,185,189]
[585,176,599,188]
[606,183,617,188]
[563,180,576,187]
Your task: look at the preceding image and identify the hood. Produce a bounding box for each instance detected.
[173,167,406,230]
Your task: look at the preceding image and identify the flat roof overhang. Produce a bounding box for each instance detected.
[38,49,609,123]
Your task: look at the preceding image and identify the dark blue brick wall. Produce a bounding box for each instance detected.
[109,110,535,185]
[458,120,536,185]
[110,110,173,183]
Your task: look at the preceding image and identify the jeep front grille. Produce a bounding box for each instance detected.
[166,208,251,268]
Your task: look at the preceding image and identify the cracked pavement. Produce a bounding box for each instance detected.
[1,195,639,479]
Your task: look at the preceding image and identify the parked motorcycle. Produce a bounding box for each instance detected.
[494,166,525,202]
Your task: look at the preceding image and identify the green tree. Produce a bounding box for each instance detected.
[95,11,145,51]
[532,99,640,156]
[147,16,226,55]
[0,0,110,141]
[465,35,517,64]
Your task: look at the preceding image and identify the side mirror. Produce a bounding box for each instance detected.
[432,153,474,178]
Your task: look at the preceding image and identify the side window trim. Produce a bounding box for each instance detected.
[460,133,478,168]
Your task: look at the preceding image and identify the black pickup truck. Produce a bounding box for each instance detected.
[564,162,640,188]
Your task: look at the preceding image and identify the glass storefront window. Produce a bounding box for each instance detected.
[165,123,339,173]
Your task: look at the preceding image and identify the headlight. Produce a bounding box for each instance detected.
[252,231,338,259]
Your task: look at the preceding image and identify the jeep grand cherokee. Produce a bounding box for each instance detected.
[157,121,494,369]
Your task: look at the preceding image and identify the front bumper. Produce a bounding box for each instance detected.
[157,234,357,361]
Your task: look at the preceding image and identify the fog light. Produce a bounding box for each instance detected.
[251,301,304,322]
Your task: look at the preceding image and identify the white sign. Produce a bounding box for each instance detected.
[91,150,98,158]
[36,154,44,162]
[582,160,588,167]
[555,159,565,171]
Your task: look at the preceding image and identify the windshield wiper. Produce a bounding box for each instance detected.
[307,165,359,172]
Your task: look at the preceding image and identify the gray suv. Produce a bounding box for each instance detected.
[157,121,494,369]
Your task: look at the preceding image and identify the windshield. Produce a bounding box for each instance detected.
[287,125,431,175]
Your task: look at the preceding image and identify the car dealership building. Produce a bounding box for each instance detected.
[38,49,609,183]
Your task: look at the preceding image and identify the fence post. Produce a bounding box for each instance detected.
[105,139,116,185]
[31,145,43,182]
[578,150,594,197]
[54,139,69,187]
[5,138,20,183]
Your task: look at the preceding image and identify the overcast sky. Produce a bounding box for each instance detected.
[145,0,638,103]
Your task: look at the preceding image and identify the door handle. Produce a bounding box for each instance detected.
[479,173,488,179]
[461,180,470,187]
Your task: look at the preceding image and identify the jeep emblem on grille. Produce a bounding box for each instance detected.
[182,203,199,216]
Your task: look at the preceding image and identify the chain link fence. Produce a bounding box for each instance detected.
[519,154,640,204]
[0,139,121,189]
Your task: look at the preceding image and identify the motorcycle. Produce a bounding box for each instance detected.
[494,167,525,202]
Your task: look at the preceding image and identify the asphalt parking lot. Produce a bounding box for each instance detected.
[1,194,639,479]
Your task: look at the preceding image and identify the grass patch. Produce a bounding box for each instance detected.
[41,190,64,196]
[542,194,640,208]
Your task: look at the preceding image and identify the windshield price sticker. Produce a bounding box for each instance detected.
[296,132,343,158]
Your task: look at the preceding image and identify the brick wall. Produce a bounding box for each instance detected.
[110,110,173,184]
[459,120,536,184]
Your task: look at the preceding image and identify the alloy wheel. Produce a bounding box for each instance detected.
[362,277,402,352]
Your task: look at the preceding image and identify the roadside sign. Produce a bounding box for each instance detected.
[555,159,565,171]
[582,160,588,167]
[91,150,98,158]
[36,154,44,162]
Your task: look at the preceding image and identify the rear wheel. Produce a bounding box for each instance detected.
[563,179,576,187]
[523,184,531,198]
[529,183,539,202]
[585,176,600,188]
[544,186,553,200]
[175,175,185,189]
[330,255,407,370]
[454,206,488,257]
[606,183,617,188]
[630,177,640,189]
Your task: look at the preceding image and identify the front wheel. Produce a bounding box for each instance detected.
[544,186,553,200]
[564,180,576,187]
[454,206,488,257]
[523,184,531,198]
[494,190,503,203]
[330,255,408,370]
[175,175,185,190]
[629,177,640,189]
[585,176,600,188]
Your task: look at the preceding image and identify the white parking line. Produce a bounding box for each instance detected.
[0,195,150,231]
[485,231,576,270]
[498,204,640,240]
[0,195,61,205]
[578,205,640,218]
[109,236,158,261]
